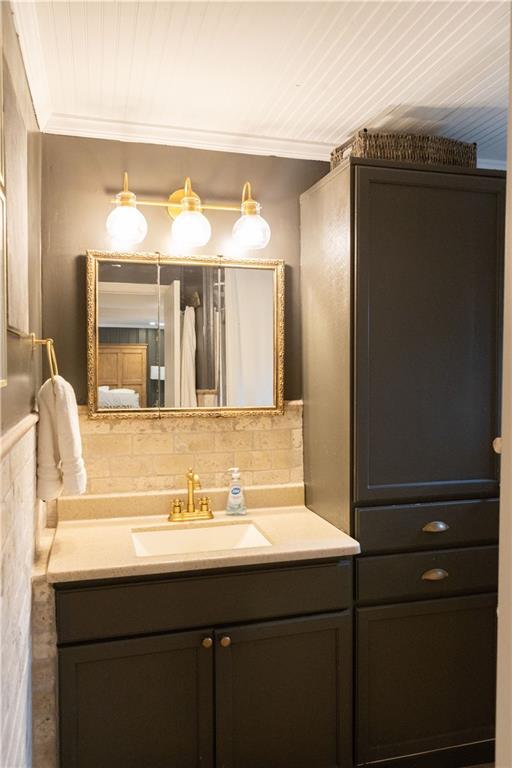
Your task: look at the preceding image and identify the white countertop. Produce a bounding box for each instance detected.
[47,505,360,583]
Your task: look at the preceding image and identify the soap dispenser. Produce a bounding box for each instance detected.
[226,467,247,516]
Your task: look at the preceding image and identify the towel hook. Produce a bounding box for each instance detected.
[31,334,59,382]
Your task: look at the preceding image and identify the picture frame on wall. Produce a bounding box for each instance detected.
[4,66,28,335]
[0,47,4,189]
[0,13,4,190]
[0,189,6,387]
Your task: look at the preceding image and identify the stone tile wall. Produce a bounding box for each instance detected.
[31,532,57,768]
[1,425,40,767]
[79,401,303,494]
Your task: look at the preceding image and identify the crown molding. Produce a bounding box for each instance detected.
[43,113,507,168]
[43,113,332,162]
[10,1,51,129]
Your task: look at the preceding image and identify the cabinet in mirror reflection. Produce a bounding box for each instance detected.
[87,252,284,418]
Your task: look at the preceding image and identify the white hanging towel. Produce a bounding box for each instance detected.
[36,375,87,501]
[180,306,197,408]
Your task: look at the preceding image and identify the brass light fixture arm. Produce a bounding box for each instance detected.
[110,198,241,212]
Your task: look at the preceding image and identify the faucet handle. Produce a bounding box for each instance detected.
[199,496,211,513]
[187,468,201,489]
[169,497,184,521]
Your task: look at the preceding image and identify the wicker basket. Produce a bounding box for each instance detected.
[330,130,477,170]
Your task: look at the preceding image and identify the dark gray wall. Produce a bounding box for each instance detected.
[1,5,42,434]
[41,134,327,403]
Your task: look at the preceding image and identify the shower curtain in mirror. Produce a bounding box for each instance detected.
[224,268,274,408]
[181,305,198,407]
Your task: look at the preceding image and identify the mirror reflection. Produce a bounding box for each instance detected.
[97,261,159,409]
[158,264,275,409]
[91,254,283,415]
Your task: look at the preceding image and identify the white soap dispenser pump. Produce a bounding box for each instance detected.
[226,467,247,516]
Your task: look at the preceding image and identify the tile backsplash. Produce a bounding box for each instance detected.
[79,401,303,495]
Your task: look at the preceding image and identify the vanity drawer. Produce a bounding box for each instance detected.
[357,546,498,604]
[355,498,499,554]
[55,558,352,644]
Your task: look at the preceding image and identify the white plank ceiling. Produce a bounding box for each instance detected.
[11,1,510,166]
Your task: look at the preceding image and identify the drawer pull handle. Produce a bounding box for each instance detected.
[201,637,213,649]
[422,520,449,533]
[421,568,449,581]
[220,636,231,648]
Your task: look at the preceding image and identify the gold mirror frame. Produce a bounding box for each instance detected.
[86,250,285,419]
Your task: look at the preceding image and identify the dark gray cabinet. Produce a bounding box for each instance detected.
[356,545,498,604]
[357,594,497,766]
[355,498,500,555]
[301,159,504,523]
[59,629,214,768]
[56,561,353,768]
[353,165,503,506]
[301,159,504,768]
[215,613,352,768]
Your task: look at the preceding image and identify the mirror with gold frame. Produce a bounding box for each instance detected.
[86,251,284,418]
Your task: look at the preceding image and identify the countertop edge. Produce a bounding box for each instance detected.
[47,541,360,584]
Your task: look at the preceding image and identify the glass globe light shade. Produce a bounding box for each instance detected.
[232,212,271,250]
[172,210,211,248]
[106,204,147,247]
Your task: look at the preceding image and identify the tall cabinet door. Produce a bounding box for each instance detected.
[59,629,214,768]
[215,612,352,768]
[354,165,504,505]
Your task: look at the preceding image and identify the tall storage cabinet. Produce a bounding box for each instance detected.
[300,158,504,768]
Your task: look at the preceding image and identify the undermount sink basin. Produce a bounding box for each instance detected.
[131,520,272,558]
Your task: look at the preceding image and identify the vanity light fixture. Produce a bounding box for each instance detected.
[232,182,271,250]
[106,173,271,250]
[171,177,211,248]
[105,173,148,247]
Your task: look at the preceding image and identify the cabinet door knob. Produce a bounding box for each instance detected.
[422,520,449,533]
[493,437,502,455]
[201,637,213,649]
[421,568,449,581]
[220,636,231,648]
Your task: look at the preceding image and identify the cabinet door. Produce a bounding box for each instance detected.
[98,347,120,388]
[357,593,497,765]
[215,612,352,768]
[354,165,504,505]
[59,629,214,768]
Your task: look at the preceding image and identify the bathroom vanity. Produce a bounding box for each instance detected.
[56,560,352,768]
[49,158,503,768]
[48,504,359,768]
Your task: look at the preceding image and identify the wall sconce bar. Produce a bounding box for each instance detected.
[111,198,241,214]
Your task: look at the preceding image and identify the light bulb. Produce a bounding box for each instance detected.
[106,205,147,247]
[172,210,211,248]
[232,212,271,250]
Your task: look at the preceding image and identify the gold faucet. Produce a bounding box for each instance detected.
[168,468,213,522]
